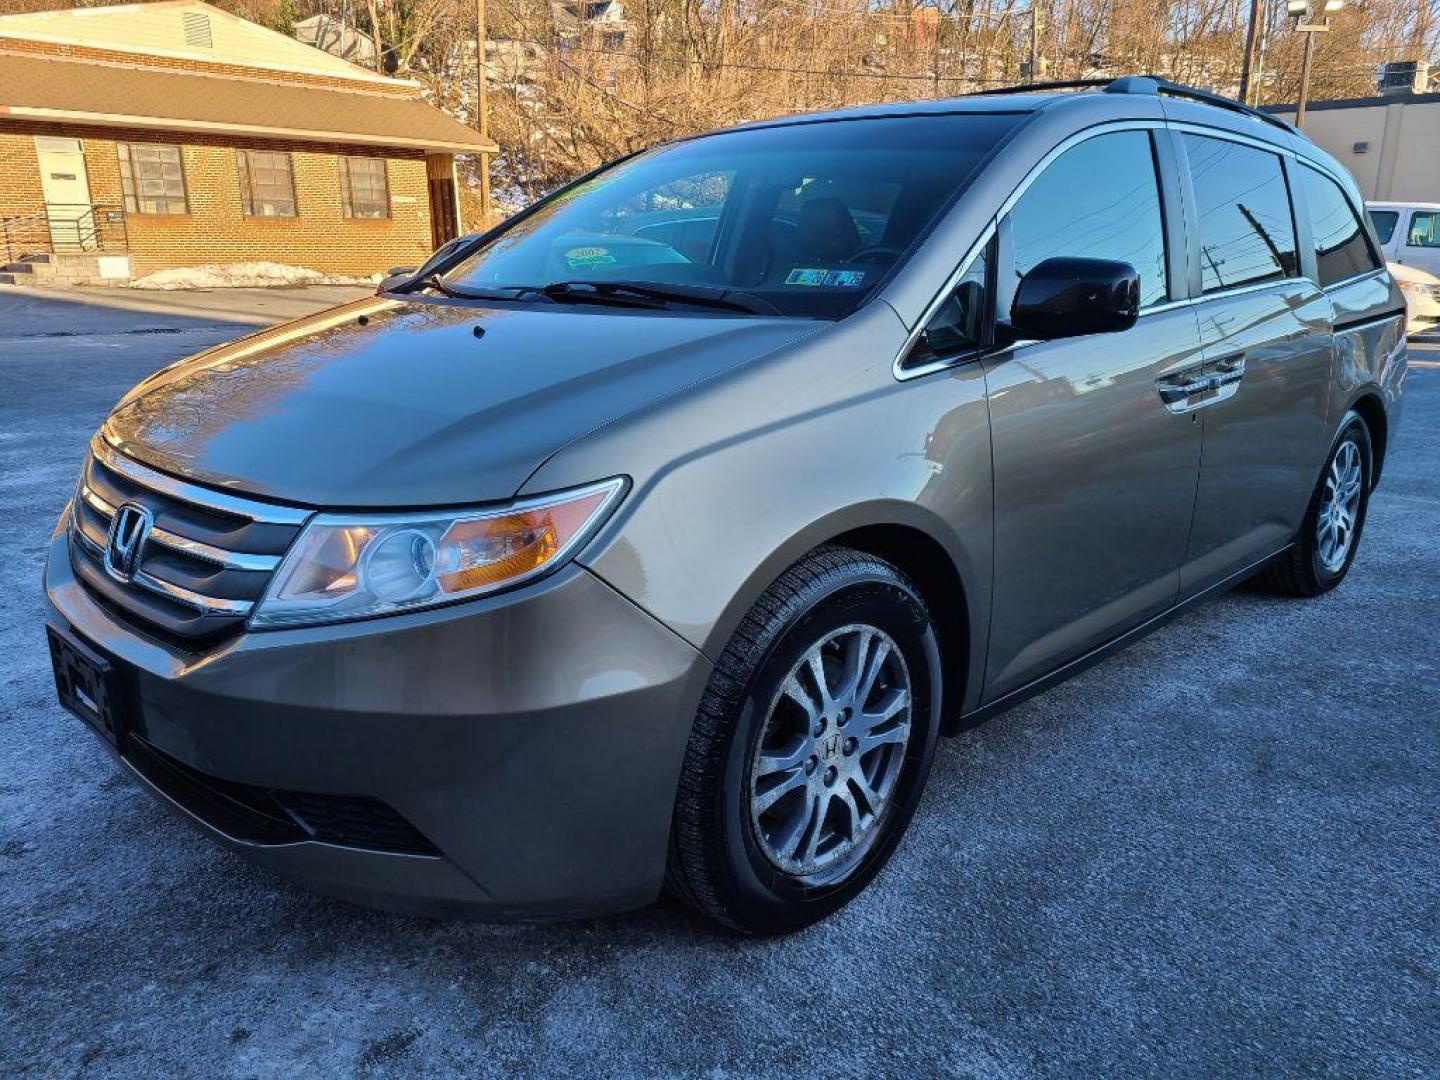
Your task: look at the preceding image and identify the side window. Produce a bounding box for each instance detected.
[1407,211,1440,248]
[1008,130,1168,307]
[1183,134,1298,293]
[910,242,990,367]
[1299,165,1381,286]
[1368,210,1398,245]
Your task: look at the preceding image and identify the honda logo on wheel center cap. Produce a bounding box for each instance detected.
[105,502,153,582]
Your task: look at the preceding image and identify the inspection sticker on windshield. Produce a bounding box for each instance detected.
[565,246,618,269]
[785,268,866,287]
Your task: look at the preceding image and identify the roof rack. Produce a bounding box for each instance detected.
[966,78,1113,97]
[1108,75,1297,134]
[964,74,1297,135]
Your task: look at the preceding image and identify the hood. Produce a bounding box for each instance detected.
[1387,261,1440,286]
[104,296,822,507]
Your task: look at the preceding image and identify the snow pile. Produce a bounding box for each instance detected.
[126,262,381,290]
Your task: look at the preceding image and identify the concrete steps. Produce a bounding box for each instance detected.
[0,251,130,286]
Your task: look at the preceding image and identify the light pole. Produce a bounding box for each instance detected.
[1290,0,1343,130]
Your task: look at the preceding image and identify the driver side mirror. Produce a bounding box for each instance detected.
[1008,257,1140,342]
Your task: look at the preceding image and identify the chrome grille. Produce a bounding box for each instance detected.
[68,435,309,641]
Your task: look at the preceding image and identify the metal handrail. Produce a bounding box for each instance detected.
[1,203,128,263]
[1,210,49,263]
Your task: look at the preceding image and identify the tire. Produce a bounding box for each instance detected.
[1261,409,1373,597]
[665,547,943,934]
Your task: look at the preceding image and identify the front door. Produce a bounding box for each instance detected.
[34,137,92,250]
[1173,135,1334,595]
[981,128,1204,701]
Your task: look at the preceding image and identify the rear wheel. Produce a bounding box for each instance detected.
[665,548,942,934]
[1262,410,1373,596]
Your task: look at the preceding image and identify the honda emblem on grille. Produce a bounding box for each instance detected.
[105,502,153,582]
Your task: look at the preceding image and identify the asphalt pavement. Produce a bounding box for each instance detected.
[2,292,1437,1079]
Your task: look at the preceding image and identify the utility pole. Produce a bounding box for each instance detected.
[475,0,492,225]
[1028,2,1041,81]
[1237,0,1264,104]
[1289,0,1341,130]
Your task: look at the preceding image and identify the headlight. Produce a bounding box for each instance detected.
[250,478,625,628]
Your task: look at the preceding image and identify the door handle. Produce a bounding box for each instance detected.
[1211,353,1247,387]
[1157,375,1216,403]
[1157,354,1246,408]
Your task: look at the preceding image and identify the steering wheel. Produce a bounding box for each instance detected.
[847,245,905,265]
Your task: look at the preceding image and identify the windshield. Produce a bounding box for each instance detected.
[440,113,1020,318]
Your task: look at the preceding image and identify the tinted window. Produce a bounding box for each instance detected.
[1008,130,1168,307]
[1300,166,1380,286]
[1408,211,1440,248]
[1368,209,1398,245]
[444,114,1020,318]
[910,243,989,366]
[1183,134,1298,293]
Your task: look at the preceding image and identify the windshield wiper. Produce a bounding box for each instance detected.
[413,275,547,303]
[542,280,780,315]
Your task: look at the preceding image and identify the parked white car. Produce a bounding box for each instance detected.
[1367,201,1440,275]
[1386,262,1440,336]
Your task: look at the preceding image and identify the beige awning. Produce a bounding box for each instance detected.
[0,51,496,154]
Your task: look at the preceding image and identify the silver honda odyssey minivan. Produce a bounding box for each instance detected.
[45,76,1406,933]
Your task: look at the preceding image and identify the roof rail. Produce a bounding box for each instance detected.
[1106,75,1298,134]
[965,78,1113,97]
[963,74,1297,136]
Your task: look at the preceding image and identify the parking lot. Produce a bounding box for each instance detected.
[2,290,1437,1078]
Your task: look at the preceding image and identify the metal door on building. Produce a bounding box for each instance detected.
[34,136,94,250]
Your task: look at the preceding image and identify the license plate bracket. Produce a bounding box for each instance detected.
[47,623,130,750]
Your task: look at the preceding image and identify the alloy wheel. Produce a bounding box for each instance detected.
[748,623,912,881]
[1317,437,1363,573]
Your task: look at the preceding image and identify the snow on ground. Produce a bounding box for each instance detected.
[126,262,381,291]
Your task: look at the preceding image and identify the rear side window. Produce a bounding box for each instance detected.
[1299,166,1381,286]
[1008,130,1168,307]
[1368,210,1398,245]
[1408,211,1440,248]
[1183,134,1298,293]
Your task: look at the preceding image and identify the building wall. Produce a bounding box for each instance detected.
[0,123,436,276]
[0,130,46,218]
[1272,97,1440,202]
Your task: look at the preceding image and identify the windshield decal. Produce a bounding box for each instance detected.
[784,268,867,287]
[565,246,619,269]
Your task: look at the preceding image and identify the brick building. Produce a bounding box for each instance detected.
[0,1,495,283]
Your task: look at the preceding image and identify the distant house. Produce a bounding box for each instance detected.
[293,13,379,69]
[0,1,494,284]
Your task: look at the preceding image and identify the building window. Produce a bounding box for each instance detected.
[117,143,187,215]
[237,150,297,217]
[340,156,390,219]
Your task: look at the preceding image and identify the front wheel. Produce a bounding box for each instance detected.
[1262,409,1373,597]
[665,548,943,934]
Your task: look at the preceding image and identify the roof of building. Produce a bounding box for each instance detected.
[1263,91,1440,114]
[0,51,496,154]
[0,1,399,85]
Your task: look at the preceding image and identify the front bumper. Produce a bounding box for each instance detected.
[44,523,710,921]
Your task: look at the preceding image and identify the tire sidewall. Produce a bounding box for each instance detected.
[715,568,942,931]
